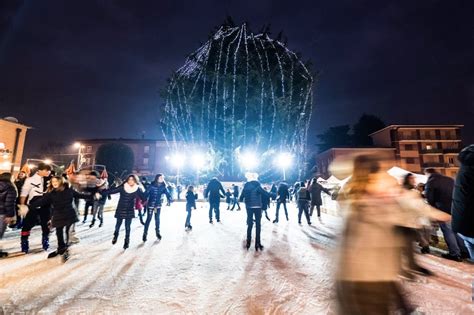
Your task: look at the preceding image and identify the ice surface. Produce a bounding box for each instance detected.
[0,202,473,314]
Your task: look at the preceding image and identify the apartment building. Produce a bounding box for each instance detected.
[370,125,463,177]
[0,117,30,174]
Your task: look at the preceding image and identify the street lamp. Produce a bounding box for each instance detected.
[43,158,52,165]
[275,152,293,180]
[170,153,185,186]
[192,153,206,184]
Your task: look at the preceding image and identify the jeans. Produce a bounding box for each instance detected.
[185,205,192,227]
[83,201,93,221]
[114,218,132,240]
[21,205,51,239]
[56,225,71,253]
[439,221,468,256]
[458,233,474,259]
[209,201,220,221]
[144,207,161,235]
[298,200,311,224]
[231,197,241,210]
[275,201,288,221]
[246,208,262,245]
[91,202,105,223]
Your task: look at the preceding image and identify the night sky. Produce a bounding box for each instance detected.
[1,0,473,157]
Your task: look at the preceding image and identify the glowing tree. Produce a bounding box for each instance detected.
[161,20,314,179]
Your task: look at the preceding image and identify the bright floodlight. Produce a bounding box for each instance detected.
[240,152,259,170]
[193,153,206,170]
[170,153,185,169]
[73,142,81,149]
[43,159,52,165]
[275,153,293,169]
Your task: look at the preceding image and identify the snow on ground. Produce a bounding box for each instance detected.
[0,202,473,314]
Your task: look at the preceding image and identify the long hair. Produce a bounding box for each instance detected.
[402,173,414,190]
[345,154,381,199]
[47,175,68,192]
[125,174,141,185]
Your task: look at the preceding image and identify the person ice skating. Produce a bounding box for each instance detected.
[102,174,146,249]
[30,176,87,261]
[262,186,271,221]
[143,174,172,241]
[270,183,277,204]
[230,184,241,210]
[273,181,290,223]
[292,182,301,203]
[308,177,331,217]
[451,145,474,260]
[90,172,109,228]
[0,173,18,258]
[225,188,232,210]
[204,177,225,223]
[424,168,469,261]
[239,172,270,251]
[297,181,312,225]
[185,186,198,230]
[19,162,52,253]
[335,154,450,314]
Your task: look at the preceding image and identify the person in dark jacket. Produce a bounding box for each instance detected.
[425,168,468,261]
[230,184,241,210]
[0,173,17,257]
[297,181,312,225]
[261,186,271,221]
[225,189,232,210]
[273,182,290,223]
[270,183,277,202]
[30,176,86,260]
[12,171,26,229]
[239,173,270,251]
[451,145,474,259]
[185,186,198,230]
[204,177,225,223]
[90,174,110,228]
[102,174,146,249]
[144,174,171,241]
[308,177,331,217]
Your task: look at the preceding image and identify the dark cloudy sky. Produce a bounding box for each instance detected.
[0,0,473,156]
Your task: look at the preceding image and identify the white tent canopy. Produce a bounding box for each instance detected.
[326,175,341,185]
[387,166,427,184]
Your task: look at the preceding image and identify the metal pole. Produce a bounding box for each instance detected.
[283,168,286,181]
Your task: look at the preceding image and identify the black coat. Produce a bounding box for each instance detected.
[308,181,330,206]
[239,181,269,209]
[452,145,474,237]
[277,182,290,202]
[186,191,198,209]
[0,180,17,217]
[30,187,81,228]
[146,182,172,208]
[204,178,225,203]
[105,184,146,219]
[425,173,454,214]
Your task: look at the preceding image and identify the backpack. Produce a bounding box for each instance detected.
[298,187,309,200]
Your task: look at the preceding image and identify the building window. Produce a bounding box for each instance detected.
[448,157,455,164]
[86,146,92,153]
[405,144,414,150]
[144,146,150,153]
[406,158,415,164]
[143,158,149,165]
[425,144,432,150]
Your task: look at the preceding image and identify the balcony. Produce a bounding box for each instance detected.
[445,163,460,168]
[420,149,443,154]
[422,162,445,168]
[443,148,459,154]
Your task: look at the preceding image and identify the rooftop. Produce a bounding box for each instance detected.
[369,124,464,136]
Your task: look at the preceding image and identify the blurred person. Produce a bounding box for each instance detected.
[292,182,301,203]
[0,173,17,258]
[177,184,183,200]
[273,181,290,223]
[30,176,88,261]
[336,154,450,315]
[101,174,146,249]
[204,177,225,224]
[262,186,271,221]
[424,168,469,261]
[143,174,172,241]
[225,188,232,210]
[141,176,151,190]
[90,173,110,228]
[270,183,277,204]
[230,184,241,210]
[308,177,331,217]
[19,162,52,253]
[297,181,312,225]
[185,185,198,230]
[11,171,26,229]
[451,145,474,260]
[239,172,270,251]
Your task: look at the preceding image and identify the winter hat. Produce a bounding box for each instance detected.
[245,172,259,181]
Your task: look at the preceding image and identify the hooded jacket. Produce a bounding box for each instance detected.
[146,182,172,208]
[0,180,17,217]
[239,180,269,209]
[452,145,474,237]
[425,172,454,214]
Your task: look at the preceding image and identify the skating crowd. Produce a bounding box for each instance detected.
[0,145,473,314]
